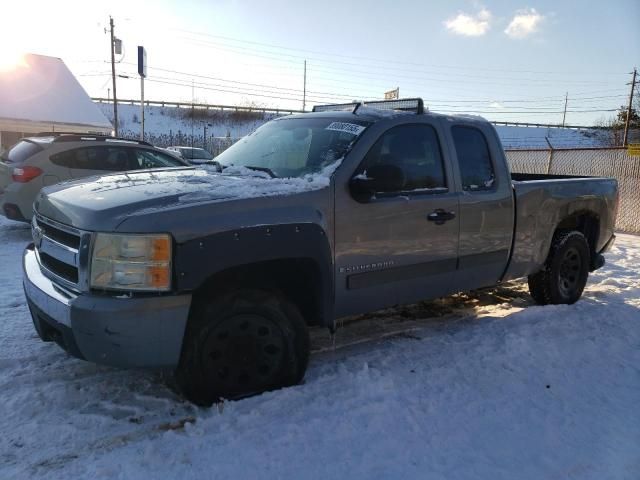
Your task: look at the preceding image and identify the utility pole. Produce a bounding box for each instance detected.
[623,67,637,147]
[561,92,568,127]
[140,76,145,141]
[109,16,119,136]
[138,46,147,142]
[302,60,307,112]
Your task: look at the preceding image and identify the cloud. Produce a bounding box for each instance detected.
[444,9,492,36]
[504,8,544,38]
[489,102,504,109]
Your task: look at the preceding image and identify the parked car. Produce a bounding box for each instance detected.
[166,146,214,164]
[0,134,189,222]
[23,99,618,405]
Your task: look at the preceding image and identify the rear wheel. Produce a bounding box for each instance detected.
[175,289,310,406]
[527,230,590,305]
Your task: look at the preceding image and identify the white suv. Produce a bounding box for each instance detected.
[0,134,188,222]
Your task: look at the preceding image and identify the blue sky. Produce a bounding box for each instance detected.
[2,0,638,125]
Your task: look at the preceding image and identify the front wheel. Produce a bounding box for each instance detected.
[175,289,310,406]
[528,230,591,305]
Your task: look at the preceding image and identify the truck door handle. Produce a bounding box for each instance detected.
[427,209,456,225]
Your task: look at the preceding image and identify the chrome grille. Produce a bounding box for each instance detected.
[32,214,84,290]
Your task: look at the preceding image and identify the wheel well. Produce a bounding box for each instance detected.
[556,212,599,256]
[192,259,326,326]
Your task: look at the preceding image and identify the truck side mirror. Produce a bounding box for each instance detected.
[349,164,405,201]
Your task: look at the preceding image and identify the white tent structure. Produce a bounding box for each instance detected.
[0,53,113,150]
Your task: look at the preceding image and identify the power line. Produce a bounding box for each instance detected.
[102,55,628,105]
[153,24,628,77]
[120,62,624,106]
[145,78,325,103]
[140,73,352,103]
[134,69,621,111]
[179,40,619,87]
[120,63,375,100]
[132,77,621,115]
[106,64,625,114]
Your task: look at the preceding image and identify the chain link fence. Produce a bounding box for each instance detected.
[505,147,640,234]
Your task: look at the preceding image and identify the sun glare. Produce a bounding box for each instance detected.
[0,50,28,73]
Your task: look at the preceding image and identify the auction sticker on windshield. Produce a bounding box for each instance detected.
[325,122,366,136]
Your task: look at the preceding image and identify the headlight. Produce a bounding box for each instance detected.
[90,233,172,291]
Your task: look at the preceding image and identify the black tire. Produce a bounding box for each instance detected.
[527,230,591,305]
[175,288,310,406]
[527,270,550,305]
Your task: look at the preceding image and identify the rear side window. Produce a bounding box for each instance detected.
[51,147,133,171]
[0,140,43,164]
[133,149,186,168]
[451,126,496,191]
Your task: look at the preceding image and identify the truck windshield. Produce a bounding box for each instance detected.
[215,117,371,178]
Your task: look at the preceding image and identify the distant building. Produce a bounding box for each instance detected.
[0,53,112,151]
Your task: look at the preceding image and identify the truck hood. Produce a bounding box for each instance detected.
[34,166,333,230]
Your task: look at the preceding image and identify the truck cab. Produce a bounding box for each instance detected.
[330,105,515,317]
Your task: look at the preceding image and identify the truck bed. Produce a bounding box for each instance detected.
[503,174,618,281]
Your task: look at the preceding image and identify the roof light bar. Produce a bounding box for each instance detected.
[312,98,424,115]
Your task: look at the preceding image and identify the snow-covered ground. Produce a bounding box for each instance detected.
[1,216,638,479]
[98,102,610,149]
[97,102,278,144]
[493,124,608,149]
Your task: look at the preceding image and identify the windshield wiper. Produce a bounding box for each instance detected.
[244,165,277,178]
[202,160,223,172]
[222,163,277,178]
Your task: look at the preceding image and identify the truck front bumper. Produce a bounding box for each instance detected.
[23,245,192,368]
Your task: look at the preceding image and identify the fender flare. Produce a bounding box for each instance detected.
[174,222,334,326]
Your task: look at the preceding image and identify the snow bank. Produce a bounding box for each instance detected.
[0,216,638,479]
[96,103,277,143]
[495,124,607,149]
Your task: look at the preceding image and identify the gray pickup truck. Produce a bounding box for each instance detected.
[23,99,618,405]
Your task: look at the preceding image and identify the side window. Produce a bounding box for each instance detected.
[358,124,447,192]
[50,147,132,171]
[133,149,185,169]
[99,147,134,171]
[451,126,495,191]
[49,150,76,168]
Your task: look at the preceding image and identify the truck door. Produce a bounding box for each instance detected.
[334,122,460,318]
[448,124,515,290]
